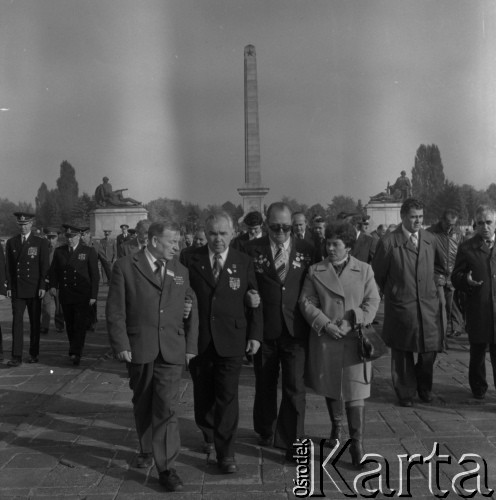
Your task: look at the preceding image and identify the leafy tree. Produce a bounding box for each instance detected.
[486,183,496,206]
[306,203,327,221]
[35,183,49,213]
[70,193,95,228]
[411,144,445,222]
[326,195,357,220]
[56,160,79,223]
[281,196,308,214]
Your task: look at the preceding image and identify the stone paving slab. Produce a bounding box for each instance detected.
[1,295,496,498]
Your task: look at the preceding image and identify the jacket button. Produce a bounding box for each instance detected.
[211,316,215,320]
[282,287,286,291]
[160,309,164,313]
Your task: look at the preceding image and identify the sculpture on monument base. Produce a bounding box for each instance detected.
[95,176,142,207]
[369,170,412,203]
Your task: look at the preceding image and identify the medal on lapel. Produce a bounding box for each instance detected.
[229,277,241,290]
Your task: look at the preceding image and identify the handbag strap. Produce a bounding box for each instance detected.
[358,324,371,384]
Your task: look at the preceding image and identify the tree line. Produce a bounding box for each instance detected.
[0,144,494,236]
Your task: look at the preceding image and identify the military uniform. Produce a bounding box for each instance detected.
[49,225,99,364]
[5,213,50,365]
[116,224,132,258]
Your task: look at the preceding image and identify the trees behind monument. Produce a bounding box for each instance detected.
[411,144,492,224]
[36,160,95,229]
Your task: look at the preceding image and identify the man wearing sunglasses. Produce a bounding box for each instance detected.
[244,202,314,462]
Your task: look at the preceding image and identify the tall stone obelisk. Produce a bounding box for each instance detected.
[237,44,269,214]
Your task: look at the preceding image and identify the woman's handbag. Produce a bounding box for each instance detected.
[357,324,389,383]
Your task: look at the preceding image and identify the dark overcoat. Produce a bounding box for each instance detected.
[372,226,442,352]
[351,232,377,264]
[452,234,496,343]
[183,245,263,357]
[0,244,6,295]
[49,244,99,304]
[244,235,314,340]
[106,249,199,365]
[5,234,49,298]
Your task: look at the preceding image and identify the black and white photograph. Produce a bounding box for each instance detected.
[0,0,495,497]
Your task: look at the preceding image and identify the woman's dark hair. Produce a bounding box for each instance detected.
[325,222,357,250]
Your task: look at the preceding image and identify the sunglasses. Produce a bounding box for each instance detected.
[268,224,292,233]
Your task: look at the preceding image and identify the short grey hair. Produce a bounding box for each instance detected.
[205,211,233,231]
[475,205,496,218]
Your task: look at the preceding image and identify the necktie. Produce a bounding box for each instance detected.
[212,254,222,282]
[486,240,493,250]
[21,236,26,245]
[154,260,165,285]
[69,247,73,254]
[410,233,418,249]
[275,244,287,282]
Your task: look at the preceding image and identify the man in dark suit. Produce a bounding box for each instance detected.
[121,220,151,257]
[244,202,314,461]
[292,212,314,244]
[6,212,50,366]
[40,228,65,334]
[179,227,207,265]
[452,205,496,399]
[231,211,264,252]
[373,198,442,407]
[106,221,198,492]
[311,215,327,261]
[49,224,99,365]
[351,218,377,264]
[428,209,466,339]
[0,242,6,360]
[116,224,132,258]
[183,211,262,473]
[98,229,116,283]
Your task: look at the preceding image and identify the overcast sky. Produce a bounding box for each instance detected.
[1,0,495,209]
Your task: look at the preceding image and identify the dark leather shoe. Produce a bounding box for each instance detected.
[399,399,413,407]
[27,356,39,364]
[473,391,486,400]
[7,358,22,368]
[70,355,81,366]
[258,435,273,447]
[159,468,183,492]
[136,452,153,468]
[40,328,49,335]
[418,390,433,403]
[202,441,214,454]
[218,457,238,474]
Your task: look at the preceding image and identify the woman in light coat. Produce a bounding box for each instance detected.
[299,222,380,469]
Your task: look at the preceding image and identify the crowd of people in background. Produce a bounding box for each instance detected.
[0,198,494,492]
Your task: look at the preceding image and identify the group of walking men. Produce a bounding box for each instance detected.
[2,197,496,493]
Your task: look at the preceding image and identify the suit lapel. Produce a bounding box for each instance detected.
[393,226,418,255]
[133,250,161,289]
[191,247,216,288]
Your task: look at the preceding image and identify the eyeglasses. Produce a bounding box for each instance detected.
[268,224,292,233]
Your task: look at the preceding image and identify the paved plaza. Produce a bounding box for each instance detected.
[0,288,495,499]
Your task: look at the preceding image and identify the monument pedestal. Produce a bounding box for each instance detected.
[237,186,270,215]
[365,202,402,229]
[90,207,148,238]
